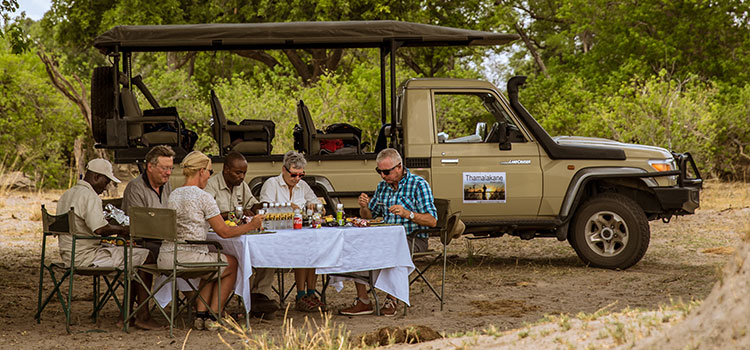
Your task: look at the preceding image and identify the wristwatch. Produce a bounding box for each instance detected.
[408,211,415,220]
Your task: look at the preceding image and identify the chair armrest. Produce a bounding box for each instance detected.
[122,116,180,124]
[74,235,126,244]
[143,107,178,116]
[408,228,440,238]
[225,124,267,132]
[313,133,358,141]
[183,240,224,251]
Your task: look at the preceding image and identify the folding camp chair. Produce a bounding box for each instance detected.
[126,207,227,336]
[408,198,461,311]
[35,205,128,334]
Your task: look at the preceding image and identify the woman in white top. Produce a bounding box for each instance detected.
[259,151,324,312]
[158,151,264,330]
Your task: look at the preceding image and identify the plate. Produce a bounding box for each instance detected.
[245,230,275,235]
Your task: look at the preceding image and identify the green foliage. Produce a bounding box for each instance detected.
[521,70,750,179]
[0,38,87,188]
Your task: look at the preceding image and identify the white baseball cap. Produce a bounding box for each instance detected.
[86,158,121,183]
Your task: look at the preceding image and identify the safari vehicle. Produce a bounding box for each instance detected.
[90,21,702,269]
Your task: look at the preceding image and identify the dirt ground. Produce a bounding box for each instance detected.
[0,181,745,349]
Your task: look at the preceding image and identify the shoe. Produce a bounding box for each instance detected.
[308,294,327,312]
[339,298,374,316]
[205,319,220,331]
[295,296,318,313]
[381,298,398,317]
[251,293,281,314]
[193,317,205,331]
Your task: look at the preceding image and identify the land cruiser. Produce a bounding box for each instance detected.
[90,21,702,269]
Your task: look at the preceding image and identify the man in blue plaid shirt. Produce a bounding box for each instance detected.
[339,148,437,317]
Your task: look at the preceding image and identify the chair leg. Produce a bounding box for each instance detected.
[66,268,75,334]
[35,267,70,322]
[369,271,380,316]
[441,244,447,311]
[91,275,99,324]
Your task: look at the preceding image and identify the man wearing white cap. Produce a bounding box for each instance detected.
[57,158,160,330]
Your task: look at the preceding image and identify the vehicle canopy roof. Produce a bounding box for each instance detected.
[93,20,519,53]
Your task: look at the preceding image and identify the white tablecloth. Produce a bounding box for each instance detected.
[155,226,415,313]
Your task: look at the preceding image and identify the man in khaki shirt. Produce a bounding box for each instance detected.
[204,151,278,319]
[57,158,159,330]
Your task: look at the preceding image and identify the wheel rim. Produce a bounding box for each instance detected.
[583,211,629,257]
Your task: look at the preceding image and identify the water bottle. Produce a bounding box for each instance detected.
[305,208,313,228]
[266,203,276,230]
[285,202,292,229]
[234,205,243,224]
[336,203,344,226]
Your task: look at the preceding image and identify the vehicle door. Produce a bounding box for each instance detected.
[430,90,543,218]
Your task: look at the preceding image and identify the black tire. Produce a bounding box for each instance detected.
[90,66,117,144]
[568,193,650,269]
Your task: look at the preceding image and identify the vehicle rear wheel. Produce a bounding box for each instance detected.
[91,66,117,144]
[568,193,650,269]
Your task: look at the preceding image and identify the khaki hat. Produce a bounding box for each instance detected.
[181,150,211,170]
[86,158,120,183]
[441,213,465,245]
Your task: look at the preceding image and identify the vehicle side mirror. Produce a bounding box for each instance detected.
[498,122,511,150]
[475,122,487,140]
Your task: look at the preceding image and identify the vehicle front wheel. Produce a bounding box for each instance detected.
[568,193,650,269]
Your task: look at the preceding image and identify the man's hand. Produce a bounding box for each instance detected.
[388,204,410,219]
[358,193,370,208]
[248,214,265,231]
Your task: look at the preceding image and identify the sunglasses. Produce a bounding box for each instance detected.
[375,163,401,176]
[204,168,214,175]
[284,165,305,178]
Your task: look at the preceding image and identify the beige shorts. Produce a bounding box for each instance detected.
[157,250,230,276]
[91,246,149,268]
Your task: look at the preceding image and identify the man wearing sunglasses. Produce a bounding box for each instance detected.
[340,148,437,317]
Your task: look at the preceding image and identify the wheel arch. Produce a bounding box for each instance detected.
[559,167,660,223]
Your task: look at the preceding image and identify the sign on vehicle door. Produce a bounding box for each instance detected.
[463,172,506,203]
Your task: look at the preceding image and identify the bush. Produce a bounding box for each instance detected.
[521,71,750,180]
[0,40,86,188]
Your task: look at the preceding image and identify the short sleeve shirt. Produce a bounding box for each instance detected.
[204,173,259,213]
[368,168,437,237]
[121,172,172,214]
[259,174,320,209]
[162,186,221,254]
[56,180,109,266]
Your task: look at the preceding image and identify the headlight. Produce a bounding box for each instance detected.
[648,159,677,172]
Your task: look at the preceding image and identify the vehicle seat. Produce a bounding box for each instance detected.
[119,87,180,146]
[296,100,361,155]
[374,123,392,153]
[210,90,273,156]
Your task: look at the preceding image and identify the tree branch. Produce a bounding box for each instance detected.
[283,49,313,84]
[232,50,282,68]
[514,23,549,78]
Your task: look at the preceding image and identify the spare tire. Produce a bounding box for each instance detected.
[90,66,117,144]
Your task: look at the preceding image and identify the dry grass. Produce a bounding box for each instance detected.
[698,180,750,211]
[217,309,355,350]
